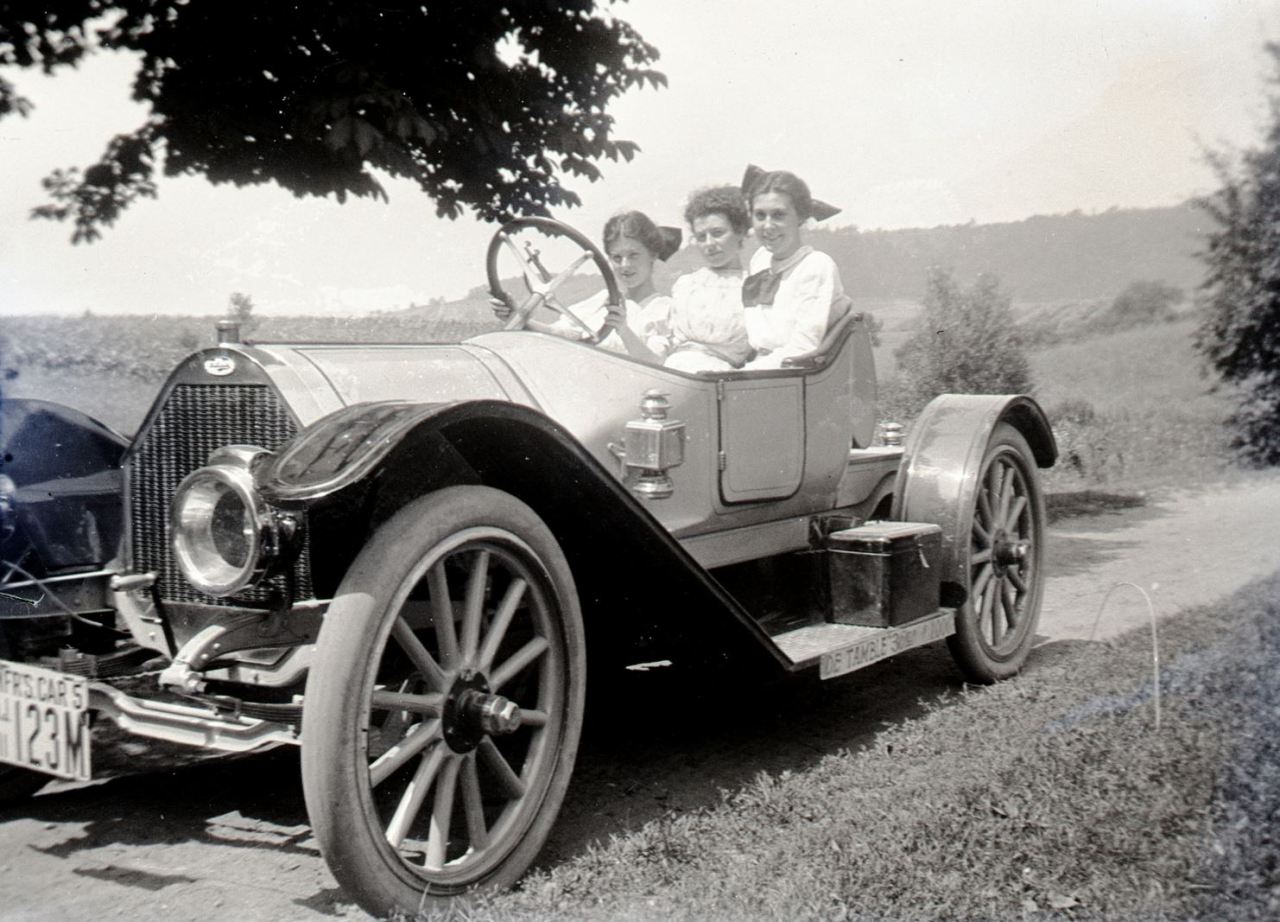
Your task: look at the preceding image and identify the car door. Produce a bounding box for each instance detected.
[716,375,804,503]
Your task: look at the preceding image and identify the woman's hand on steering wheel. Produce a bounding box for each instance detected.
[485,217,622,342]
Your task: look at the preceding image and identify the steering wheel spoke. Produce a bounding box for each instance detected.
[486,217,623,343]
[497,232,547,292]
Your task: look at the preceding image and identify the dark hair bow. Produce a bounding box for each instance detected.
[655,226,683,261]
[740,164,841,221]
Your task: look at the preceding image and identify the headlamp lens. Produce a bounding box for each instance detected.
[172,468,260,596]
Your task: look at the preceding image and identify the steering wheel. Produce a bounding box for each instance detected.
[485,216,623,343]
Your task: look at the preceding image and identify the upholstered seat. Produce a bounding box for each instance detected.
[780,295,858,370]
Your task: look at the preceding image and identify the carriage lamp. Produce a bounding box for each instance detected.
[618,390,686,500]
[171,445,300,597]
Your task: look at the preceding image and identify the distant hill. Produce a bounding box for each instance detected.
[405,202,1210,327]
[811,202,1209,302]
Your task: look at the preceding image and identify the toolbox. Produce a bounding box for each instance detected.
[825,521,943,627]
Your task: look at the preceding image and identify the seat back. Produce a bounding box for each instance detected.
[780,295,856,370]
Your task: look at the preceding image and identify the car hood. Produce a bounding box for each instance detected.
[254,342,536,414]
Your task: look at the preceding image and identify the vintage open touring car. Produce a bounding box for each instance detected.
[0,218,1056,916]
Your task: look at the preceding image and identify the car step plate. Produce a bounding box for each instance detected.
[772,611,956,679]
[0,659,91,782]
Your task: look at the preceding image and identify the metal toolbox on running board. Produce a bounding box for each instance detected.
[826,521,943,627]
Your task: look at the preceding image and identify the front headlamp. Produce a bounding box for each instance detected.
[171,446,297,598]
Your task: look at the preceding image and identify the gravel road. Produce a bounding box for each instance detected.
[2,475,1278,921]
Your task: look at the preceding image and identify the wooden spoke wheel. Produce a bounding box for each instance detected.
[947,423,1046,683]
[301,486,584,917]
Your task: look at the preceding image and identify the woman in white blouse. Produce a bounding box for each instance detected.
[663,186,755,373]
[739,166,845,369]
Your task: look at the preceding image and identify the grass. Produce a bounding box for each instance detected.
[2,365,159,437]
[1045,490,1149,522]
[430,571,1280,922]
[1027,320,1234,492]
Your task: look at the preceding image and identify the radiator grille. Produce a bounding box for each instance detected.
[128,383,312,605]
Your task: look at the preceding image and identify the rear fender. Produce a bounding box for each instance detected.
[890,394,1056,598]
[258,400,787,675]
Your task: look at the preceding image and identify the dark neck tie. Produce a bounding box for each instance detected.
[742,269,781,307]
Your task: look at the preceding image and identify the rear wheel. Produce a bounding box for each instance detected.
[947,423,1045,683]
[301,486,585,917]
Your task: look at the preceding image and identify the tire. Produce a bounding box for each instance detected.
[0,766,50,805]
[300,486,585,917]
[947,423,1046,683]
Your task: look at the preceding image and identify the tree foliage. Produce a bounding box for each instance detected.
[1194,43,1280,466]
[0,1,664,242]
[227,291,257,334]
[893,267,1033,415]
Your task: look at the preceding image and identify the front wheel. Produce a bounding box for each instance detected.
[301,486,585,917]
[947,423,1046,683]
[0,766,51,805]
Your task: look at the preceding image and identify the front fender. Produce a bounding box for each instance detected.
[257,400,788,676]
[255,400,462,507]
[1,398,128,570]
[890,394,1056,592]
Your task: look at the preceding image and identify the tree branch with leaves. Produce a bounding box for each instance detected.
[0,1,665,242]
[1194,42,1280,465]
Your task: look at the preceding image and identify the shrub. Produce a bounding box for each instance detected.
[1194,43,1280,466]
[892,267,1033,415]
[1044,397,1124,482]
[1108,280,1184,327]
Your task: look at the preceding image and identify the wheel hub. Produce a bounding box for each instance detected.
[992,529,1030,569]
[442,669,523,753]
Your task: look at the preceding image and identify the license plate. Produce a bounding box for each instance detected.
[0,660,91,782]
[820,612,955,680]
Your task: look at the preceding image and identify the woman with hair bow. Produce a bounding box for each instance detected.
[493,210,681,363]
[739,165,846,369]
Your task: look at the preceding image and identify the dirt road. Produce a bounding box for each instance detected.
[2,476,1278,921]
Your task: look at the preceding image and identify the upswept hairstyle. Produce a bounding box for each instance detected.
[744,169,816,222]
[602,211,682,261]
[683,185,750,235]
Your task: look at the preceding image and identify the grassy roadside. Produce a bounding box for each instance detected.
[435,572,1280,922]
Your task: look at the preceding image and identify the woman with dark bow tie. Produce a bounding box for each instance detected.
[739,166,846,369]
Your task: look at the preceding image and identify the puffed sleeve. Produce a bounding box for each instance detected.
[638,294,674,357]
[667,273,695,350]
[782,253,840,356]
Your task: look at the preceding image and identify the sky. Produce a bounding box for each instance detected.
[2,0,1279,316]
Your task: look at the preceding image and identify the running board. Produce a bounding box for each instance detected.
[772,610,956,679]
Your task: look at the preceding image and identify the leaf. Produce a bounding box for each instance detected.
[353,119,378,156]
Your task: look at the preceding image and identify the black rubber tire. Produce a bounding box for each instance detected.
[300,486,585,917]
[947,423,1046,683]
[0,766,50,805]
